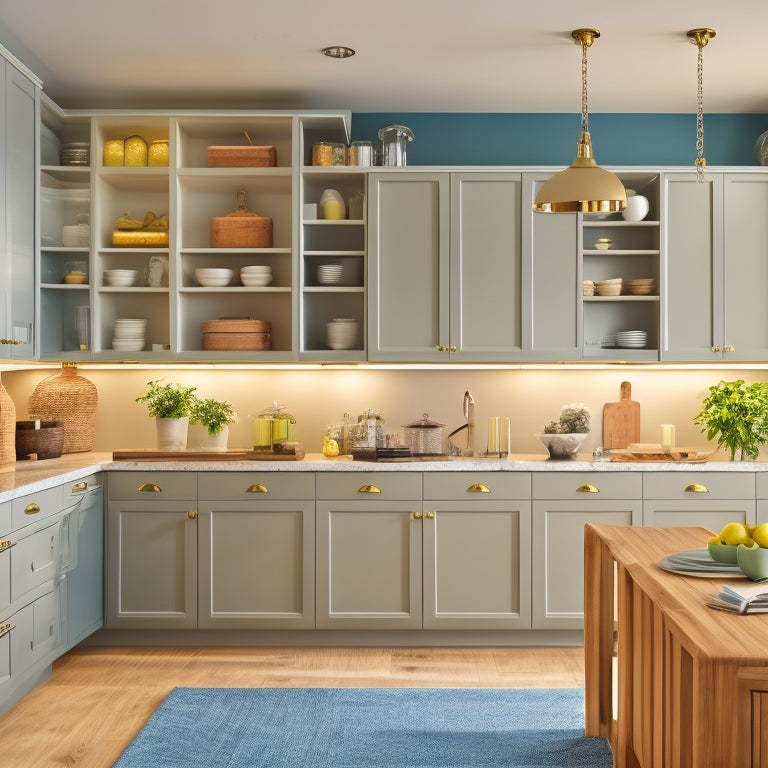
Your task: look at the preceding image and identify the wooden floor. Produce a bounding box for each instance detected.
[0,645,585,767]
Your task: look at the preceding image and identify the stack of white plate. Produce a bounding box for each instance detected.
[112,318,146,351]
[195,268,234,287]
[616,330,647,349]
[240,265,272,287]
[317,263,344,285]
[326,318,358,350]
[104,269,137,287]
[601,334,617,349]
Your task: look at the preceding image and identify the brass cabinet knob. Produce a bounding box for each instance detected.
[24,503,40,515]
[358,484,381,493]
[137,482,162,493]
[724,345,734,353]
[425,511,435,519]
[467,483,491,493]
[0,622,14,640]
[448,345,457,352]
[187,510,198,519]
[0,538,14,552]
[412,512,423,520]
[246,483,269,493]
[576,483,599,494]
[710,346,720,352]
[684,483,709,493]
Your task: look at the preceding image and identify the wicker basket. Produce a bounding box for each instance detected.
[202,318,271,350]
[15,421,64,460]
[210,190,273,248]
[27,363,98,453]
[0,373,17,467]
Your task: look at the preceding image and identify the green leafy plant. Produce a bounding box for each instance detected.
[190,396,237,436]
[694,379,768,460]
[543,403,591,434]
[135,379,196,419]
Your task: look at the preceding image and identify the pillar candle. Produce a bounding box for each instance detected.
[660,424,675,452]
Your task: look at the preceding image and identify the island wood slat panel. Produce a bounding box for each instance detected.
[584,523,768,768]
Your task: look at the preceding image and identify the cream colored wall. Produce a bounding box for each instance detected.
[0,365,756,458]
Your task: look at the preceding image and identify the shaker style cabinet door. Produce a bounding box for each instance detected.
[367,172,450,361]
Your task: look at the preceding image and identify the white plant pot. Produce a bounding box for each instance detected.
[198,425,229,452]
[155,416,189,451]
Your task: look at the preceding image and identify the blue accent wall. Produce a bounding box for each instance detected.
[350,114,768,167]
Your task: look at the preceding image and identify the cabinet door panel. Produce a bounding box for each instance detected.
[198,501,314,629]
[450,173,522,360]
[422,501,531,629]
[642,500,755,529]
[316,501,422,629]
[368,173,450,361]
[662,172,722,360]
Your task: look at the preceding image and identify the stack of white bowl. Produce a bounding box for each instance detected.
[240,265,272,286]
[616,330,647,349]
[195,268,234,287]
[112,318,146,351]
[317,263,343,285]
[326,318,358,350]
[104,269,137,287]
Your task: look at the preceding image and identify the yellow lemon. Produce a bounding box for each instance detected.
[751,523,768,548]
[322,437,340,457]
[719,521,753,547]
[707,535,720,546]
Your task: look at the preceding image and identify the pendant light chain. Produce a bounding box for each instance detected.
[696,41,705,182]
[581,36,589,136]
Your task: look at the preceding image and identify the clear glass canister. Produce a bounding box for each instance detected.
[253,401,296,452]
[124,135,148,166]
[347,140,373,166]
[148,139,169,166]
[312,141,333,166]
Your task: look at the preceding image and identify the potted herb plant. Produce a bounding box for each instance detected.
[189,396,237,452]
[694,379,768,460]
[537,403,591,459]
[135,379,196,450]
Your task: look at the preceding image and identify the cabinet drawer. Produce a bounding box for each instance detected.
[107,472,196,500]
[532,472,642,500]
[10,587,62,679]
[65,474,102,507]
[0,544,9,619]
[0,501,9,538]
[198,472,314,500]
[754,474,768,499]
[643,472,755,500]
[316,472,421,501]
[11,517,61,603]
[423,472,530,500]
[11,486,63,531]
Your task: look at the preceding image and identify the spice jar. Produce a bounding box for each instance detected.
[312,141,333,166]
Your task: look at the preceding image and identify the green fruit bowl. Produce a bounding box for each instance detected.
[707,539,740,564]
[737,542,768,582]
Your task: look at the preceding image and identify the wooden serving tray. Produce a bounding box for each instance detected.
[609,448,711,463]
[112,446,304,461]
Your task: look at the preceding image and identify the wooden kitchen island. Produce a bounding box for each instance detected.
[584,523,768,768]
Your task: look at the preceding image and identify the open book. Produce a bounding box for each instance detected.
[707,583,768,614]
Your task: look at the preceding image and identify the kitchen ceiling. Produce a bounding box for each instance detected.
[0,0,766,114]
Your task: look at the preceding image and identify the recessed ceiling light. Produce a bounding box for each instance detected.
[322,46,355,59]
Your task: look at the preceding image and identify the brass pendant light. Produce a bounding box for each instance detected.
[687,28,715,182]
[533,29,626,213]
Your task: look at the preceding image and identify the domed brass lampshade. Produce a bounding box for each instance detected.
[534,29,626,213]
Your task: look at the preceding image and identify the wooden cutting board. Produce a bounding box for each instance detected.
[602,381,641,449]
[112,446,304,461]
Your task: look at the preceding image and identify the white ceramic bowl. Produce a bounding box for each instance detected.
[326,319,358,350]
[241,274,273,286]
[536,432,588,459]
[241,265,272,273]
[104,269,137,287]
[196,268,233,287]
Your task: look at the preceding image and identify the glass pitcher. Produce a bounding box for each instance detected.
[377,124,414,166]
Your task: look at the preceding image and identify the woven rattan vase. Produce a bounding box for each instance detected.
[0,372,17,467]
[27,362,98,453]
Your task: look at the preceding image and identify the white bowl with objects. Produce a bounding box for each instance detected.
[195,268,234,287]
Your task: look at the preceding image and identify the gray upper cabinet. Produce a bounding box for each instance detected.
[367,171,523,362]
[1,51,39,359]
[662,170,768,362]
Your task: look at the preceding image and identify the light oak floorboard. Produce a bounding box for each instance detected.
[0,646,584,767]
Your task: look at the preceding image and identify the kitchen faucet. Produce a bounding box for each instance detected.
[448,389,476,456]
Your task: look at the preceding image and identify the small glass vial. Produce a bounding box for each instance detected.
[148,139,169,166]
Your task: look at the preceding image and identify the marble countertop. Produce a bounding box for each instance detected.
[0,448,762,502]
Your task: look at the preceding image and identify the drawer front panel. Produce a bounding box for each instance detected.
[198,472,314,501]
[11,518,61,602]
[316,472,422,501]
[643,472,755,500]
[10,588,62,679]
[0,545,9,619]
[11,487,63,531]
[0,502,9,538]
[107,472,196,500]
[423,472,531,500]
[65,474,103,509]
[532,472,642,500]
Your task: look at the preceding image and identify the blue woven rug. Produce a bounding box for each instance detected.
[112,687,612,768]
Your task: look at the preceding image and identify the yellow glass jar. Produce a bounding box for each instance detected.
[124,135,148,166]
[148,139,169,166]
[103,139,125,166]
[312,141,333,166]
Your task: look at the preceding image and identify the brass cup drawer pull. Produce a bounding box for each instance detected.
[246,483,269,493]
[0,622,14,640]
[137,482,162,493]
[467,483,491,493]
[358,484,381,494]
[576,483,599,494]
[24,503,40,515]
[71,481,88,493]
[684,483,709,493]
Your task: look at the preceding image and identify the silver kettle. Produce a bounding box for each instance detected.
[378,124,414,166]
